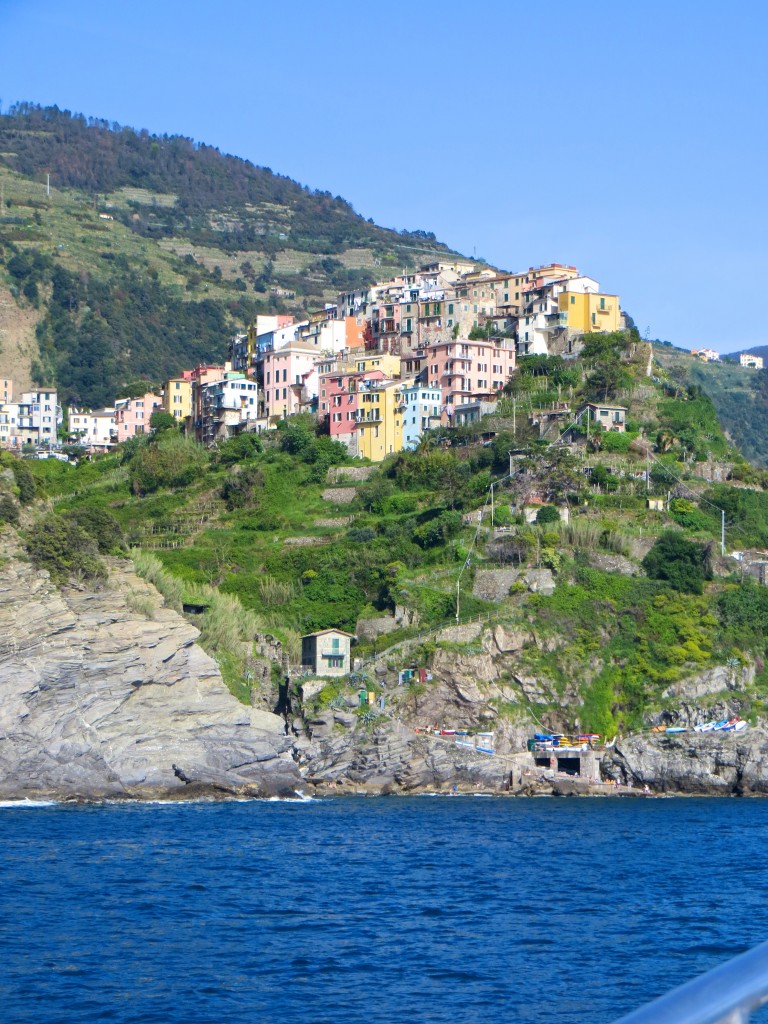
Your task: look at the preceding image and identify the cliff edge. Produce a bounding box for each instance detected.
[0,536,302,800]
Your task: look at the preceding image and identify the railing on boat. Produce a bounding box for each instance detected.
[611,938,768,1024]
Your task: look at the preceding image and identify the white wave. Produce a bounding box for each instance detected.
[0,798,59,808]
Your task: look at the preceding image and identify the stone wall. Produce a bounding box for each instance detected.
[472,569,519,601]
[326,466,373,483]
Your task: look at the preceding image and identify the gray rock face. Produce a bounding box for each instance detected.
[0,542,301,801]
[601,730,768,795]
[301,720,511,792]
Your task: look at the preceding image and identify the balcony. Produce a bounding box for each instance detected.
[542,313,568,331]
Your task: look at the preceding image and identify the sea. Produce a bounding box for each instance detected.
[1,796,767,1024]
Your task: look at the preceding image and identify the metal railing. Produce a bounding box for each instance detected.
[611,939,768,1024]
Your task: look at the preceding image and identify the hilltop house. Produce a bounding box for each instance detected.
[577,402,627,433]
[301,629,356,677]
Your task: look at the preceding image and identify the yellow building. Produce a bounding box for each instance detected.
[356,380,404,462]
[163,377,193,421]
[352,352,402,378]
[558,291,621,333]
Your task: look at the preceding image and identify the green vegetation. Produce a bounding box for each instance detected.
[25,512,107,585]
[653,344,768,467]
[641,532,713,594]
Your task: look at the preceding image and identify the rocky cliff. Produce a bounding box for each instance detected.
[4,525,765,801]
[0,535,302,800]
[602,730,768,795]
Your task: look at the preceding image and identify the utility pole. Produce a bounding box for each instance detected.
[46,173,50,197]
[491,482,494,528]
[721,509,725,556]
[455,578,460,625]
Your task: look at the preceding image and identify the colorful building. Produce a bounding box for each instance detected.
[420,338,515,422]
[558,289,621,334]
[356,379,405,461]
[114,392,162,443]
[262,345,320,420]
[163,375,194,423]
[400,383,442,449]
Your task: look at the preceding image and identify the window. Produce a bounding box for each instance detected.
[592,313,596,325]
[600,297,606,310]
[448,303,454,315]
[571,296,575,305]
[326,656,344,668]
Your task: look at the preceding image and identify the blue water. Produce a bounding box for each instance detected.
[1,797,767,1024]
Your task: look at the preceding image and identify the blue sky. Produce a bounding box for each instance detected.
[1,0,765,352]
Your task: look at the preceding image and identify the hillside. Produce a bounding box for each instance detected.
[653,342,768,467]
[0,103,472,406]
[5,334,768,753]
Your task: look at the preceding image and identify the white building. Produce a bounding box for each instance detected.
[0,402,20,448]
[68,407,116,449]
[740,353,764,369]
[17,390,61,447]
[400,383,443,449]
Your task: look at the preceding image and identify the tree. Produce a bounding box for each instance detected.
[584,362,632,402]
[149,410,178,433]
[641,532,713,594]
[535,505,561,525]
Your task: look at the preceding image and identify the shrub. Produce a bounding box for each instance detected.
[413,509,462,548]
[348,527,376,543]
[641,531,713,594]
[216,433,263,465]
[221,465,264,510]
[536,505,561,525]
[69,505,125,552]
[0,455,35,503]
[0,494,20,525]
[129,433,209,494]
[26,513,106,586]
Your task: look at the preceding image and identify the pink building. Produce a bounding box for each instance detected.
[319,369,386,448]
[113,392,162,443]
[263,345,320,420]
[420,338,516,423]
